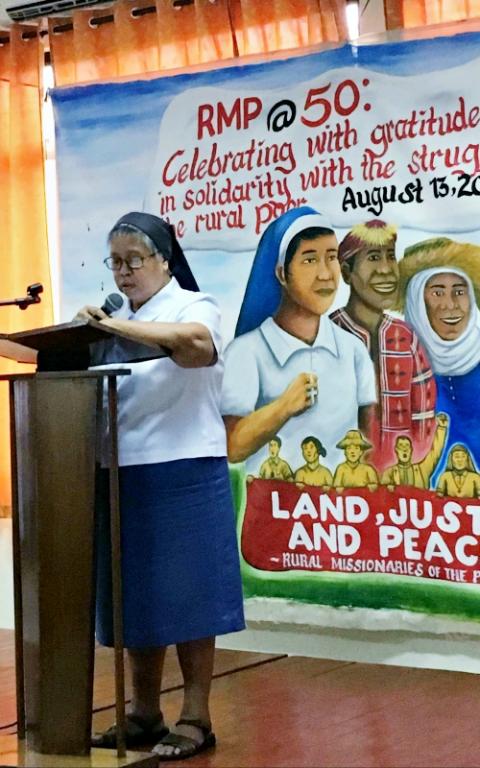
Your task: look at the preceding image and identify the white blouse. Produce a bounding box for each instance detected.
[96,277,227,467]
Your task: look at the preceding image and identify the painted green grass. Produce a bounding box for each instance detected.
[228,464,480,622]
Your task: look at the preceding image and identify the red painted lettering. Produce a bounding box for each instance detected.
[162,149,185,187]
[243,97,262,129]
[197,104,215,140]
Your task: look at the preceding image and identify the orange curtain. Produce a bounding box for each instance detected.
[232,0,346,56]
[156,0,235,69]
[385,0,480,29]
[50,0,236,85]
[49,0,350,87]
[0,27,53,514]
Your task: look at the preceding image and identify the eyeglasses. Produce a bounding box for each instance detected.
[103,252,159,271]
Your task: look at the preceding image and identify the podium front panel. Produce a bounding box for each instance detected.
[13,375,99,755]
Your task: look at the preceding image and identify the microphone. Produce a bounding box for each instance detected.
[100,293,123,316]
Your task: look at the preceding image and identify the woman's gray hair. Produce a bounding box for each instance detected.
[108,222,164,260]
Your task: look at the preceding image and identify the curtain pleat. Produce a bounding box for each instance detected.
[48,17,76,85]
[114,0,160,77]
[195,0,235,63]
[73,7,122,81]
[155,0,234,70]
[232,0,344,57]
[0,28,53,513]
[385,0,480,28]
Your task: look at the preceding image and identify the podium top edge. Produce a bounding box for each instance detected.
[5,318,113,349]
[0,369,131,381]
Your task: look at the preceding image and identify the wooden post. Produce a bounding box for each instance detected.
[108,375,126,759]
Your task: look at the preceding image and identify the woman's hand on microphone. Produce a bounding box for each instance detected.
[73,305,108,322]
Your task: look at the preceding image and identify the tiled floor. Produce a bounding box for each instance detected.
[1,629,480,766]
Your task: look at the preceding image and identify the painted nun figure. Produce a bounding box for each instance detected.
[400,238,480,485]
[221,206,377,476]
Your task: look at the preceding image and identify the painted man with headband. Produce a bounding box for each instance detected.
[221,207,376,476]
[330,220,436,472]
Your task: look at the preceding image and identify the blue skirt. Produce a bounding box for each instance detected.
[95,457,245,648]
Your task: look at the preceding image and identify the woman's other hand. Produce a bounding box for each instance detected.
[73,305,109,322]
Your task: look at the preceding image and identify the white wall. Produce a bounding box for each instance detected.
[218,598,480,673]
[0,518,14,629]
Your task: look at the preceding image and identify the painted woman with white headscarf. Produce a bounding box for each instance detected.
[221,206,377,475]
[400,238,480,486]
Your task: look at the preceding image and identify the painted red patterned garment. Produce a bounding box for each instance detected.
[330,308,436,471]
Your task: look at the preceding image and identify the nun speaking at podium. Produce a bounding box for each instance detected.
[75,211,244,761]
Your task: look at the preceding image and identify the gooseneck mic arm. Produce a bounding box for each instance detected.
[0,283,43,310]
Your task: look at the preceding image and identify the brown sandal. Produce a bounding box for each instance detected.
[153,718,216,761]
[92,712,169,749]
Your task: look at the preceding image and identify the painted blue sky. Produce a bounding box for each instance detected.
[51,30,480,340]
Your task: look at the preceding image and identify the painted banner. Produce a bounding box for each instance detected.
[243,483,480,578]
[144,67,480,247]
[52,30,480,627]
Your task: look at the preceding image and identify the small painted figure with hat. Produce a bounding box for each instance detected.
[330,220,436,471]
[333,430,379,492]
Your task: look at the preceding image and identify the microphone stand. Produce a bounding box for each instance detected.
[0,284,43,310]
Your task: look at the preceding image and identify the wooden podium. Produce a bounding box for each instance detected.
[1,320,163,768]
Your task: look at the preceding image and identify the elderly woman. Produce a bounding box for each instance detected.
[437,444,480,498]
[76,212,245,761]
[221,206,376,475]
[399,238,480,486]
